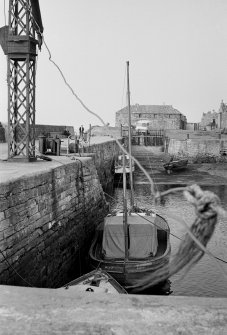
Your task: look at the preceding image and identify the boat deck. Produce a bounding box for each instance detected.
[94,227,168,262]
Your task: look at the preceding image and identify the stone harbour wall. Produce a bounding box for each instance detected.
[167,138,227,162]
[0,158,108,288]
[83,140,121,189]
[69,138,122,190]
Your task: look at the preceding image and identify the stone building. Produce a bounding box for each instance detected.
[186,123,200,131]
[218,100,227,130]
[115,104,187,130]
[200,110,219,130]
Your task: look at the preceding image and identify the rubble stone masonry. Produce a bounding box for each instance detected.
[0,154,111,288]
[167,138,227,162]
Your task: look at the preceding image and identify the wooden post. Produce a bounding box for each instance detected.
[126,61,134,208]
[123,152,129,265]
[89,124,91,148]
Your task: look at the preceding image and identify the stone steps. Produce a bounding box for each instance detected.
[131,146,168,169]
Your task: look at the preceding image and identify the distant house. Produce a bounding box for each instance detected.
[115,104,187,130]
[186,123,200,131]
[200,110,219,130]
[218,100,227,130]
[200,101,227,131]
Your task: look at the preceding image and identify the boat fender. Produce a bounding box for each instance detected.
[86,287,94,292]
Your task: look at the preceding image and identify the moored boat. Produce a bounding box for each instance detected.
[60,269,127,294]
[163,158,188,174]
[89,211,171,293]
[89,61,171,293]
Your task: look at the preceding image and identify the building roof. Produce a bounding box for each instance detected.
[117,104,183,115]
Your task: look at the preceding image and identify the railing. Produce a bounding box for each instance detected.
[132,134,164,146]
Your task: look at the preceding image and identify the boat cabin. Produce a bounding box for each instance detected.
[102,213,158,259]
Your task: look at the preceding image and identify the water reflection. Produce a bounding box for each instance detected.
[109,184,227,297]
[128,279,172,296]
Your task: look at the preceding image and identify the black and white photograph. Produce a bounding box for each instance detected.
[0,0,227,334]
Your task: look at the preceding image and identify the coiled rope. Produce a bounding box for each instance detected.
[126,184,227,292]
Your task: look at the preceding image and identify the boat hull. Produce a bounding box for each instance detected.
[95,255,170,293]
[89,215,171,293]
[163,159,188,174]
[60,269,127,294]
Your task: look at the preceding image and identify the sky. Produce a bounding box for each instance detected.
[0,0,227,131]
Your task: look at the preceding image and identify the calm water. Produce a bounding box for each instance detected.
[108,183,227,297]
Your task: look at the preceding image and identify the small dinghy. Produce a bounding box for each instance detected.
[163,158,188,174]
[60,269,127,294]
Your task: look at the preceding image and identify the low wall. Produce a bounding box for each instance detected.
[0,157,109,288]
[2,124,75,142]
[167,138,227,162]
[35,124,74,138]
[90,126,121,138]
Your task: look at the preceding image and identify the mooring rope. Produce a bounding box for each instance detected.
[126,184,227,292]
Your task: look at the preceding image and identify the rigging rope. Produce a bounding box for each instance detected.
[40,32,227,288]
[0,248,33,287]
[104,189,227,265]
[120,65,127,110]
[126,184,227,292]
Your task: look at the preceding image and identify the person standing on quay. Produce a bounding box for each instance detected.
[79,125,84,139]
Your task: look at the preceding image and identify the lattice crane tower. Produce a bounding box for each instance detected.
[0,0,43,161]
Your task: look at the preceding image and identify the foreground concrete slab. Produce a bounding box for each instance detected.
[0,285,226,334]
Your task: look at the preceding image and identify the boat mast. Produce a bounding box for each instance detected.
[122,152,129,262]
[126,61,134,209]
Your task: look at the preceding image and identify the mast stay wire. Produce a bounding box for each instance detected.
[35,13,227,221]
[25,7,157,196]
[20,5,227,216]
[103,191,227,265]
[120,65,127,110]
[42,36,157,196]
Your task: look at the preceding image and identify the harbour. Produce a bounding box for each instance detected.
[0,0,227,332]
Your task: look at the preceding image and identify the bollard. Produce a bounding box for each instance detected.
[38,135,47,154]
[55,138,61,156]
